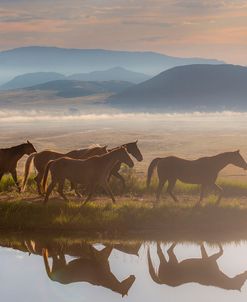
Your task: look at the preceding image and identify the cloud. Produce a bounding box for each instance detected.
[0,0,246,64]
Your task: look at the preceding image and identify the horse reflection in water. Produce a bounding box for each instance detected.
[148,243,247,291]
[41,244,135,297]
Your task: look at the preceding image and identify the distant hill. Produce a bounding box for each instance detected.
[0,46,224,84]
[25,80,134,98]
[108,64,247,111]
[68,67,150,84]
[0,72,65,90]
[0,67,147,90]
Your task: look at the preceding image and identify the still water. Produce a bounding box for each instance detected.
[1,236,247,302]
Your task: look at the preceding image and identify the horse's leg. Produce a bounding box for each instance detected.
[157,243,167,264]
[10,169,20,192]
[34,172,43,195]
[44,181,57,204]
[209,244,223,261]
[200,185,206,202]
[167,243,178,264]
[70,181,75,191]
[0,172,3,183]
[200,243,208,259]
[156,177,166,202]
[57,180,68,202]
[84,183,96,204]
[111,171,126,193]
[212,183,223,205]
[166,179,178,202]
[102,180,116,204]
[74,183,82,198]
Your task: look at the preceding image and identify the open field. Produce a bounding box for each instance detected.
[2,98,247,233]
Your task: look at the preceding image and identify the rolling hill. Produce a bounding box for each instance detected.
[0,67,149,90]
[108,64,247,111]
[0,72,65,90]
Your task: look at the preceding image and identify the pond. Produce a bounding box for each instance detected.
[1,234,247,302]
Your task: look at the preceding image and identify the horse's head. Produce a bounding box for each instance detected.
[125,140,143,162]
[25,140,37,155]
[118,146,134,168]
[230,150,247,170]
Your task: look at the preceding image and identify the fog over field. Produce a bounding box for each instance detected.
[1,109,247,181]
[1,109,247,128]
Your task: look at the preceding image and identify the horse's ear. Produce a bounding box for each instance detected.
[236,149,240,153]
[135,139,138,143]
[27,140,30,144]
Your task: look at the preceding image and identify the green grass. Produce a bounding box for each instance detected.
[1,169,247,236]
[1,199,247,240]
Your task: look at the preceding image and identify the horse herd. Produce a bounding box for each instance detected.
[0,140,247,204]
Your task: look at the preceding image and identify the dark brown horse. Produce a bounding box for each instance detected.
[22,145,107,194]
[147,151,247,204]
[109,141,143,191]
[148,242,247,291]
[0,141,36,191]
[43,146,134,204]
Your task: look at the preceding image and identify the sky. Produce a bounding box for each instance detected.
[0,0,247,64]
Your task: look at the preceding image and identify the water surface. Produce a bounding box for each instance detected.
[1,235,247,302]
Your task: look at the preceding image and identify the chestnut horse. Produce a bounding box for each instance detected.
[147,150,247,204]
[0,141,36,191]
[22,145,107,194]
[43,146,134,204]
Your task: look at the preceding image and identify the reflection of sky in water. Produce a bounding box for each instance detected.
[1,242,247,302]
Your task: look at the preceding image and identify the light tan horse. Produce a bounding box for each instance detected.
[42,246,135,296]
[22,144,107,194]
[43,146,134,204]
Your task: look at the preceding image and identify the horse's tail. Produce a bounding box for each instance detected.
[21,152,36,192]
[147,158,160,188]
[42,249,53,280]
[43,160,53,192]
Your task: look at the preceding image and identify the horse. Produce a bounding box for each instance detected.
[147,150,247,204]
[21,144,108,194]
[71,140,143,196]
[43,146,134,204]
[108,140,143,191]
[0,141,36,192]
[148,242,247,291]
[42,245,135,296]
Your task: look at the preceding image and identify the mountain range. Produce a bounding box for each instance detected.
[108,64,247,111]
[0,46,224,84]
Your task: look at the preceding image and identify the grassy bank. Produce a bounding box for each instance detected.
[1,170,247,236]
[1,198,247,239]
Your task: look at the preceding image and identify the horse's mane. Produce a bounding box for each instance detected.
[88,144,103,149]
[1,143,28,151]
[74,144,103,151]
